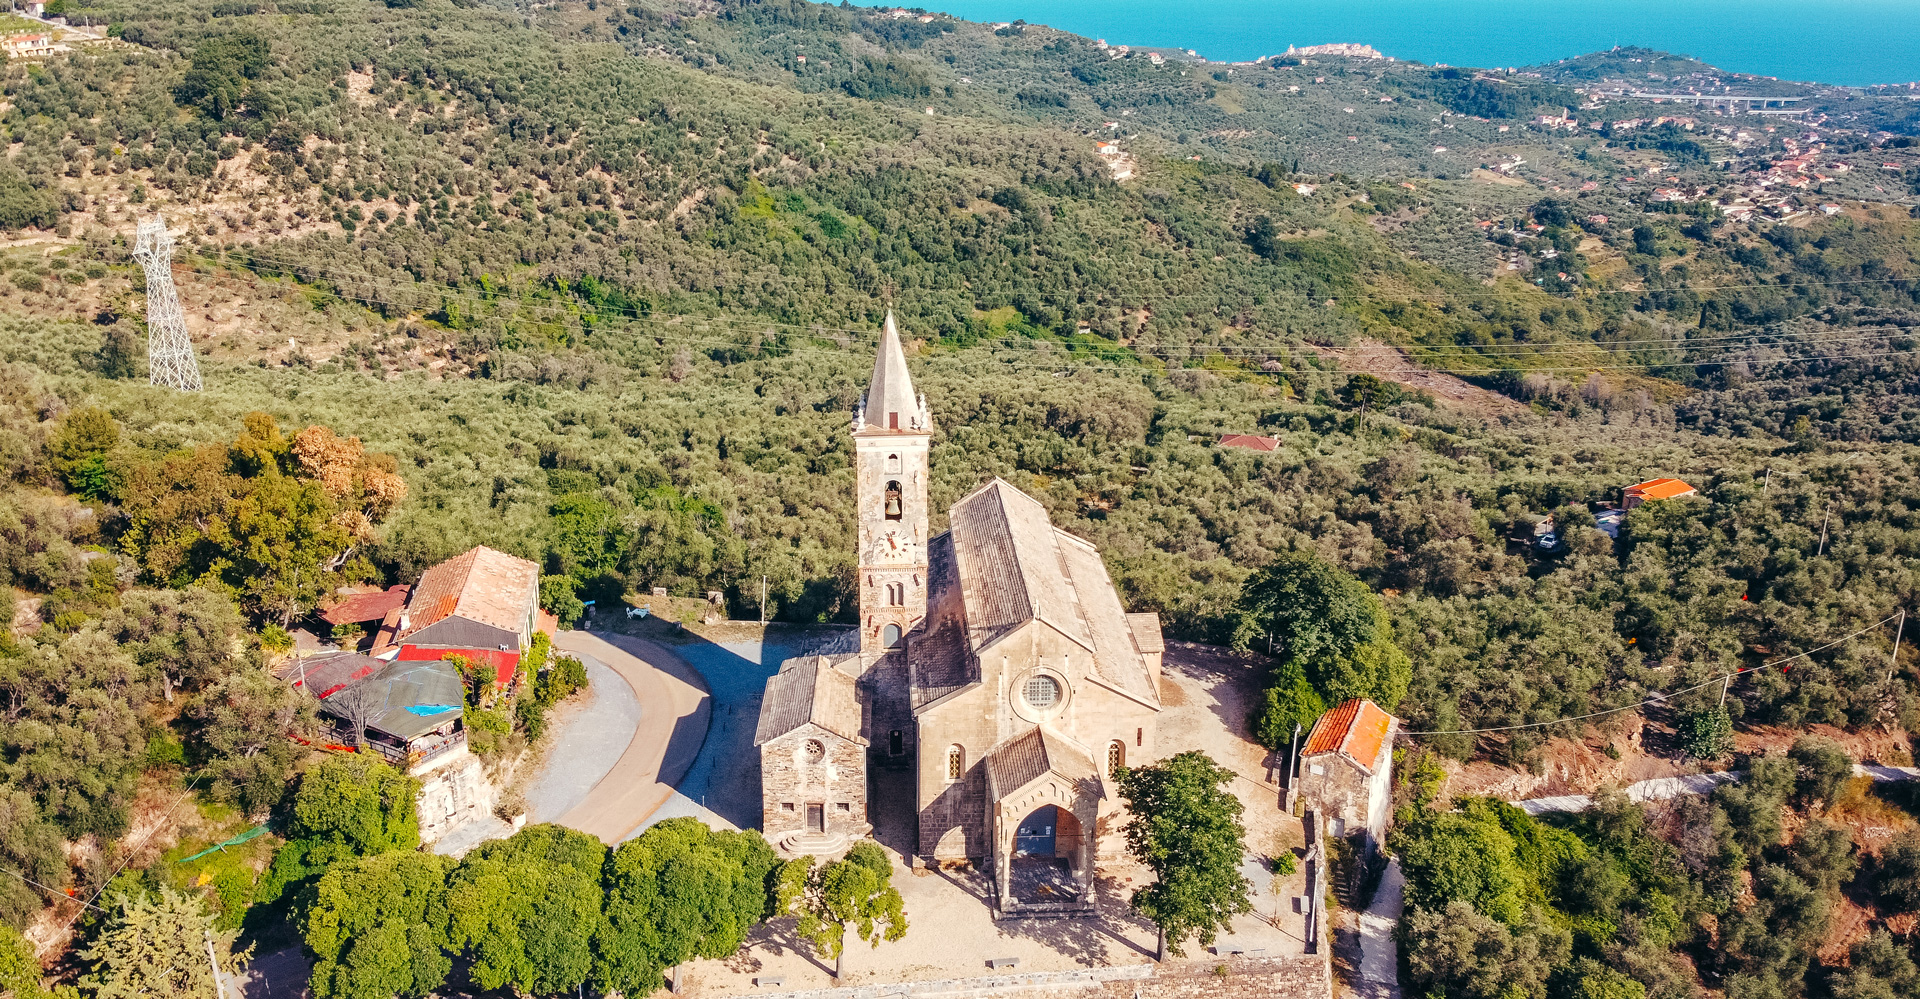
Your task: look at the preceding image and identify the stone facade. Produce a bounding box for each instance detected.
[761,726,872,852]
[416,749,494,845]
[758,313,1165,908]
[1296,699,1396,859]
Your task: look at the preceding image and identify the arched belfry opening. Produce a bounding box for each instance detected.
[884,480,903,520]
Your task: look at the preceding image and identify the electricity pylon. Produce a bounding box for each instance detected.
[130,217,202,392]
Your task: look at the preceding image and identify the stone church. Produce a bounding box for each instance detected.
[755,314,1166,917]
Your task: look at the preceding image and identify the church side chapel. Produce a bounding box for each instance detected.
[755,314,1166,918]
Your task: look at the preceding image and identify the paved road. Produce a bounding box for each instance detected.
[1354,859,1403,999]
[524,651,642,823]
[548,631,712,844]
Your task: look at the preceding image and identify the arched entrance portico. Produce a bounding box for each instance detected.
[984,729,1100,918]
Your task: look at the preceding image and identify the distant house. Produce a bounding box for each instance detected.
[1297,698,1397,859]
[1624,477,1698,509]
[1217,434,1281,452]
[2,33,53,58]
[388,545,543,689]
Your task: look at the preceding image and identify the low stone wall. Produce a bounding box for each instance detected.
[724,954,1329,999]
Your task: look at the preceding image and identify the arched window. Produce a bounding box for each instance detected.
[1108,740,1125,774]
[946,745,964,782]
[886,453,902,474]
[882,623,902,648]
[886,582,904,606]
[884,480,903,520]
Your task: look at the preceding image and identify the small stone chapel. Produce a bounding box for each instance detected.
[755,313,1166,917]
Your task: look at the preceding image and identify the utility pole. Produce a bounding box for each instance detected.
[1818,504,1832,556]
[205,929,225,999]
[1888,607,1907,685]
[131,217,203,392]
[1763,468,1769,494]
[1286,722,1303,809]
[760,575,767,625]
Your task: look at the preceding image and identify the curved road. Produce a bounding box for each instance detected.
[548,630,713,844]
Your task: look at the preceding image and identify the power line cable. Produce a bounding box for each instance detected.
[142,250,1920,377]
[184,245,1920,358]
[0,866,105,913]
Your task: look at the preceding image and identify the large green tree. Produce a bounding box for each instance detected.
[289,754,421,856]
[305,851,456,999]
[599,817,780,995]
[0,922,51,999]
[774,841,907,980]
[1402,900,1571,999]
[446,824,606,996]
[1234,551,1411,748]
[1113,751,1251,958]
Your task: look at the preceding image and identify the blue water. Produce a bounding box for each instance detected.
[932,0,1920,86]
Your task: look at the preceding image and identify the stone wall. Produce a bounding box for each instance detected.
[762,726,870,847]
[724,955,1330,999]
[417,750,494,845]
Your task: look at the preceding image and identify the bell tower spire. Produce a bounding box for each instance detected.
[854,311,932,656]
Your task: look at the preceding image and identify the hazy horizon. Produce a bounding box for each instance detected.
[933,0,1920,87]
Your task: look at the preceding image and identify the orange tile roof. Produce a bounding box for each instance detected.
[1217,434,1280,452]
[1302,698,1394,774]
[400,545,539,639]
[1625,477,1697,501]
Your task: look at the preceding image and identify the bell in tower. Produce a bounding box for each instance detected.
[884,481,903,520]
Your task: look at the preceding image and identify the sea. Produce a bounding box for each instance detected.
[932,0,1920,87]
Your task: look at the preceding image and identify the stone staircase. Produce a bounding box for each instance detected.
[774,829,853,858]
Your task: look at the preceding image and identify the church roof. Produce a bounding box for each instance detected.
[984,727,1101,800]
[931,479,1159,705]
[860,312,929,433]
[1126,613,1165,655]
[754,656,867,746]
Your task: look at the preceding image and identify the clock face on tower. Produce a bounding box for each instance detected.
[868,529,918,565]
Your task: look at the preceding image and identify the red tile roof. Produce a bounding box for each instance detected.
[1217,434,1281,452]
[1625,478,1697,501]
[322,584,411,626]
[1302,698,1394,774]
[400,545,539,639]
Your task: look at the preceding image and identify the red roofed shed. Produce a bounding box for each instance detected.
[1623,477,1698,509]
[1217,434,1281,452]
[1298,698,1399,860]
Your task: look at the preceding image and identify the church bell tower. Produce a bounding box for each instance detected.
[854,312,932,656]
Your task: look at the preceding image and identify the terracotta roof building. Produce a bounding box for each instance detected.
[391,546,542,689]
[1298,698,1398,860]
[1217,434,1281,452]
[1623,477,1698,509]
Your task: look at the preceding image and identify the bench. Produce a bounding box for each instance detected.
[987,957,1021,971]
[754,977,786,988]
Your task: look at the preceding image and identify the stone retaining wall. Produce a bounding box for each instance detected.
[724,954,1329,999]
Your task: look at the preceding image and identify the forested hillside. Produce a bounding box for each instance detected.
[0,0,1915,995]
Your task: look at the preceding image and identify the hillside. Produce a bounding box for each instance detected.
[0,1,1914,997]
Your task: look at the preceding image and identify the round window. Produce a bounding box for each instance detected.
[1023,675,1061,709]
[803,739,826,763]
